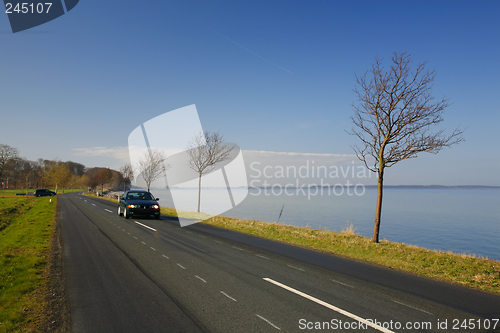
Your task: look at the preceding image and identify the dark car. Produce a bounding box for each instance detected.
[118,190,160,219]
[34,189,56,197]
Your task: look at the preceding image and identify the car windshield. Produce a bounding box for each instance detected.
[126,192,154,200]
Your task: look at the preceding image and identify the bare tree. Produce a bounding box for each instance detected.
[348,52,465,243]
[138,150,167,192]
[120,164,134,192]
[0,144,19,186]
[186,131,234,212]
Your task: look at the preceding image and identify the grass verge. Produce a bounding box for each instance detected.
[0,196,57,332]
[0,189,85,198]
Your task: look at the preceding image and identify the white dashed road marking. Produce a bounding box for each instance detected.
[331,279,354,288]
[392,300,433,315]
[195,275,206,283]
[287,265,304,272]
[263,278,395,333]
[134,221,157,232]
[256,314,281,330]
[220,291,237,302]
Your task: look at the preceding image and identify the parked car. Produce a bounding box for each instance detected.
[34,189,56,197]
[118,190,160,219]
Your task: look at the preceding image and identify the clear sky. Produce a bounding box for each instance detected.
[1,0,499,185]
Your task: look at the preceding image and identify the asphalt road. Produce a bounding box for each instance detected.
[59,193,500,332]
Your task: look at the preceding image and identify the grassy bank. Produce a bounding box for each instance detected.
[202,215,500,294]
[85,194,500,294]
[0,188,85,198]
[0,196,57,332]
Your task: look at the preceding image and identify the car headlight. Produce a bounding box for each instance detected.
[152,204,159,209]
[127,204,137,208]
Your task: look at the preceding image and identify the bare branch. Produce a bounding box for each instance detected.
[120,164,134,192]
[138,149,168,191]
[186,131,235,212]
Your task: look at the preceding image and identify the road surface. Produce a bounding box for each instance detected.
[59,193,500,332]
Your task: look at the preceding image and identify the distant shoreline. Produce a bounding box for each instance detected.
[252,185,500,189]
[158,185,500,190]
[358,185,500,189]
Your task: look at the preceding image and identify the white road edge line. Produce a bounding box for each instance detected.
[92,203,96,206]
[392,300,433,315]
[287,265,304,272]
[331,279,354,288]
[214,240,223,244]
[263,278,395,333]
[232,246,244,251]
[105,209,113,213]
[220,291,236,302]
[195,275,206,283]
[162,254,169,259]
[256,254,269,260]
[134,221,157,232]
[150,247,156,251]
[177,263,185,269]
[256,314,281,330]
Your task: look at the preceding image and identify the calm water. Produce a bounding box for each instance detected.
[153,187,500,261]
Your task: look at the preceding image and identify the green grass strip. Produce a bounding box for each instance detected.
[0,197,57,333]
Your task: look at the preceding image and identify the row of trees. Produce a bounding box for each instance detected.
[0,144,131,193]
[1,129,234,208]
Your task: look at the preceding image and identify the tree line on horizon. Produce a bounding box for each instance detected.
[0,144,130,193]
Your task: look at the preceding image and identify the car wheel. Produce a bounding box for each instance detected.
[118,206,122,216]
[154,214,160,220]
[124,209,130,219]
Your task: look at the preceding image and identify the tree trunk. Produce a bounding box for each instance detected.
[372,167,384,243]
[197,173,202,212]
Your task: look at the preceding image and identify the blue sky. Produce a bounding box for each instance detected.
[1,0,499,185]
